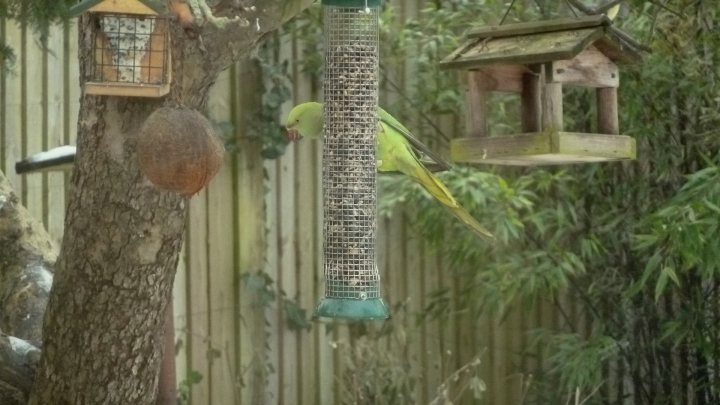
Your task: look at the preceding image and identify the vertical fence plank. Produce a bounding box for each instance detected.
[405,224,423,404]
[206,162,237,404]
[423,247,442,403]
[438,253,456,391]
[23,24,44,219]
[505,305,525,405]
[174,243,188,398]
[295,156,320,404]
[454,262,477,404]
[386,212,405,310]
[291,30,322,405]
[4,21,22,192]
[235,138,269,405]
[294,105,320,405]
[46,24,66,242]
[206,69,238,405]
[187,190,210,405]
[264,157,280,403]
[234,58,270,405]
[316,138,335,405]
[65,22,80,211]
[491,315,508,405]
[40,26,50,230]
[278,140,298,405]
[476,310,494,404]
[66,23,81,146]
[274,32,299,405]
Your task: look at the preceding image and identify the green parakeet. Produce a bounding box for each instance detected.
[284,102,495,241]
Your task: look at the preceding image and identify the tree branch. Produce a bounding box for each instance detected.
[169,0,315,104]
[0,172,56,346]
[0,333,41,405]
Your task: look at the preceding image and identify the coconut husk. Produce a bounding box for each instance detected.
[137,107,224,196]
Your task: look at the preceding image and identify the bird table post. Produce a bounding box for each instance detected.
[315,0,389,320]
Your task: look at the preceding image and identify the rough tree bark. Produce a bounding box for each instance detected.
[25,1,313,404]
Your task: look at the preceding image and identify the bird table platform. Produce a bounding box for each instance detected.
[440,15,644,166]
[70,0,171,98]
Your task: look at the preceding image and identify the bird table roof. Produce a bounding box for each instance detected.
[440,15,644,70]
[69,0,167,16]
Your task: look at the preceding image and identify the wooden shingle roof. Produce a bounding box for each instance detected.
[441,15,644,70]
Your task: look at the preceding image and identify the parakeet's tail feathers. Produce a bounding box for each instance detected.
[408,154,495,241]
[447,205,496,241]
[409,160,458,208]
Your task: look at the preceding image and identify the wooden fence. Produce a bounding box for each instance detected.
[1,3,567,403]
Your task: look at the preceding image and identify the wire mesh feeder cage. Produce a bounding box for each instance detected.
[315,0,389,321]
[70,0,171,98]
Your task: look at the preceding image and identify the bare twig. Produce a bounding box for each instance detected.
[647,0,684,18]
[565,0,594,15]
[500,0,518,25]
[577,383,602,405]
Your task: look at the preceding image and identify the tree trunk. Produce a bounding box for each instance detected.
[28,92,187,404]
[28,1,312,404]
[157,305,177,405]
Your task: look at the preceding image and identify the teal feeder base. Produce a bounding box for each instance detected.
[315,297,390,321]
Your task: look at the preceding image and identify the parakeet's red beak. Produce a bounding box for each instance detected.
[285,127,302,142]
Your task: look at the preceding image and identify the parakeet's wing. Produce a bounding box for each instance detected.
[379,123,456,207]
[378,107,452,172]
[379,123,495,241]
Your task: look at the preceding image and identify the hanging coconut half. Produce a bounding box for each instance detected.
[137,106,224,196]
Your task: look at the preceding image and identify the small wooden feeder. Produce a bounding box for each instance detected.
[440,15,643,165]
[70,0,171,98]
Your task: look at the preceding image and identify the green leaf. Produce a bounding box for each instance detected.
[283,298,312,331]
[627,251,662,297]
[187,370,204,384]
[469,376,486,399]
[662,266,680,287]
[207,347,222,362]
[654,268,669,302]
[703,198,720,214]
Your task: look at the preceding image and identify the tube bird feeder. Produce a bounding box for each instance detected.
[315,0,389,320]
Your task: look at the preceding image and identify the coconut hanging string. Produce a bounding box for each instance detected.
[315,0,389,320]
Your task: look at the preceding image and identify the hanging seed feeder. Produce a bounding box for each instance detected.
[315,0,389,321]
[69,0,171,98]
